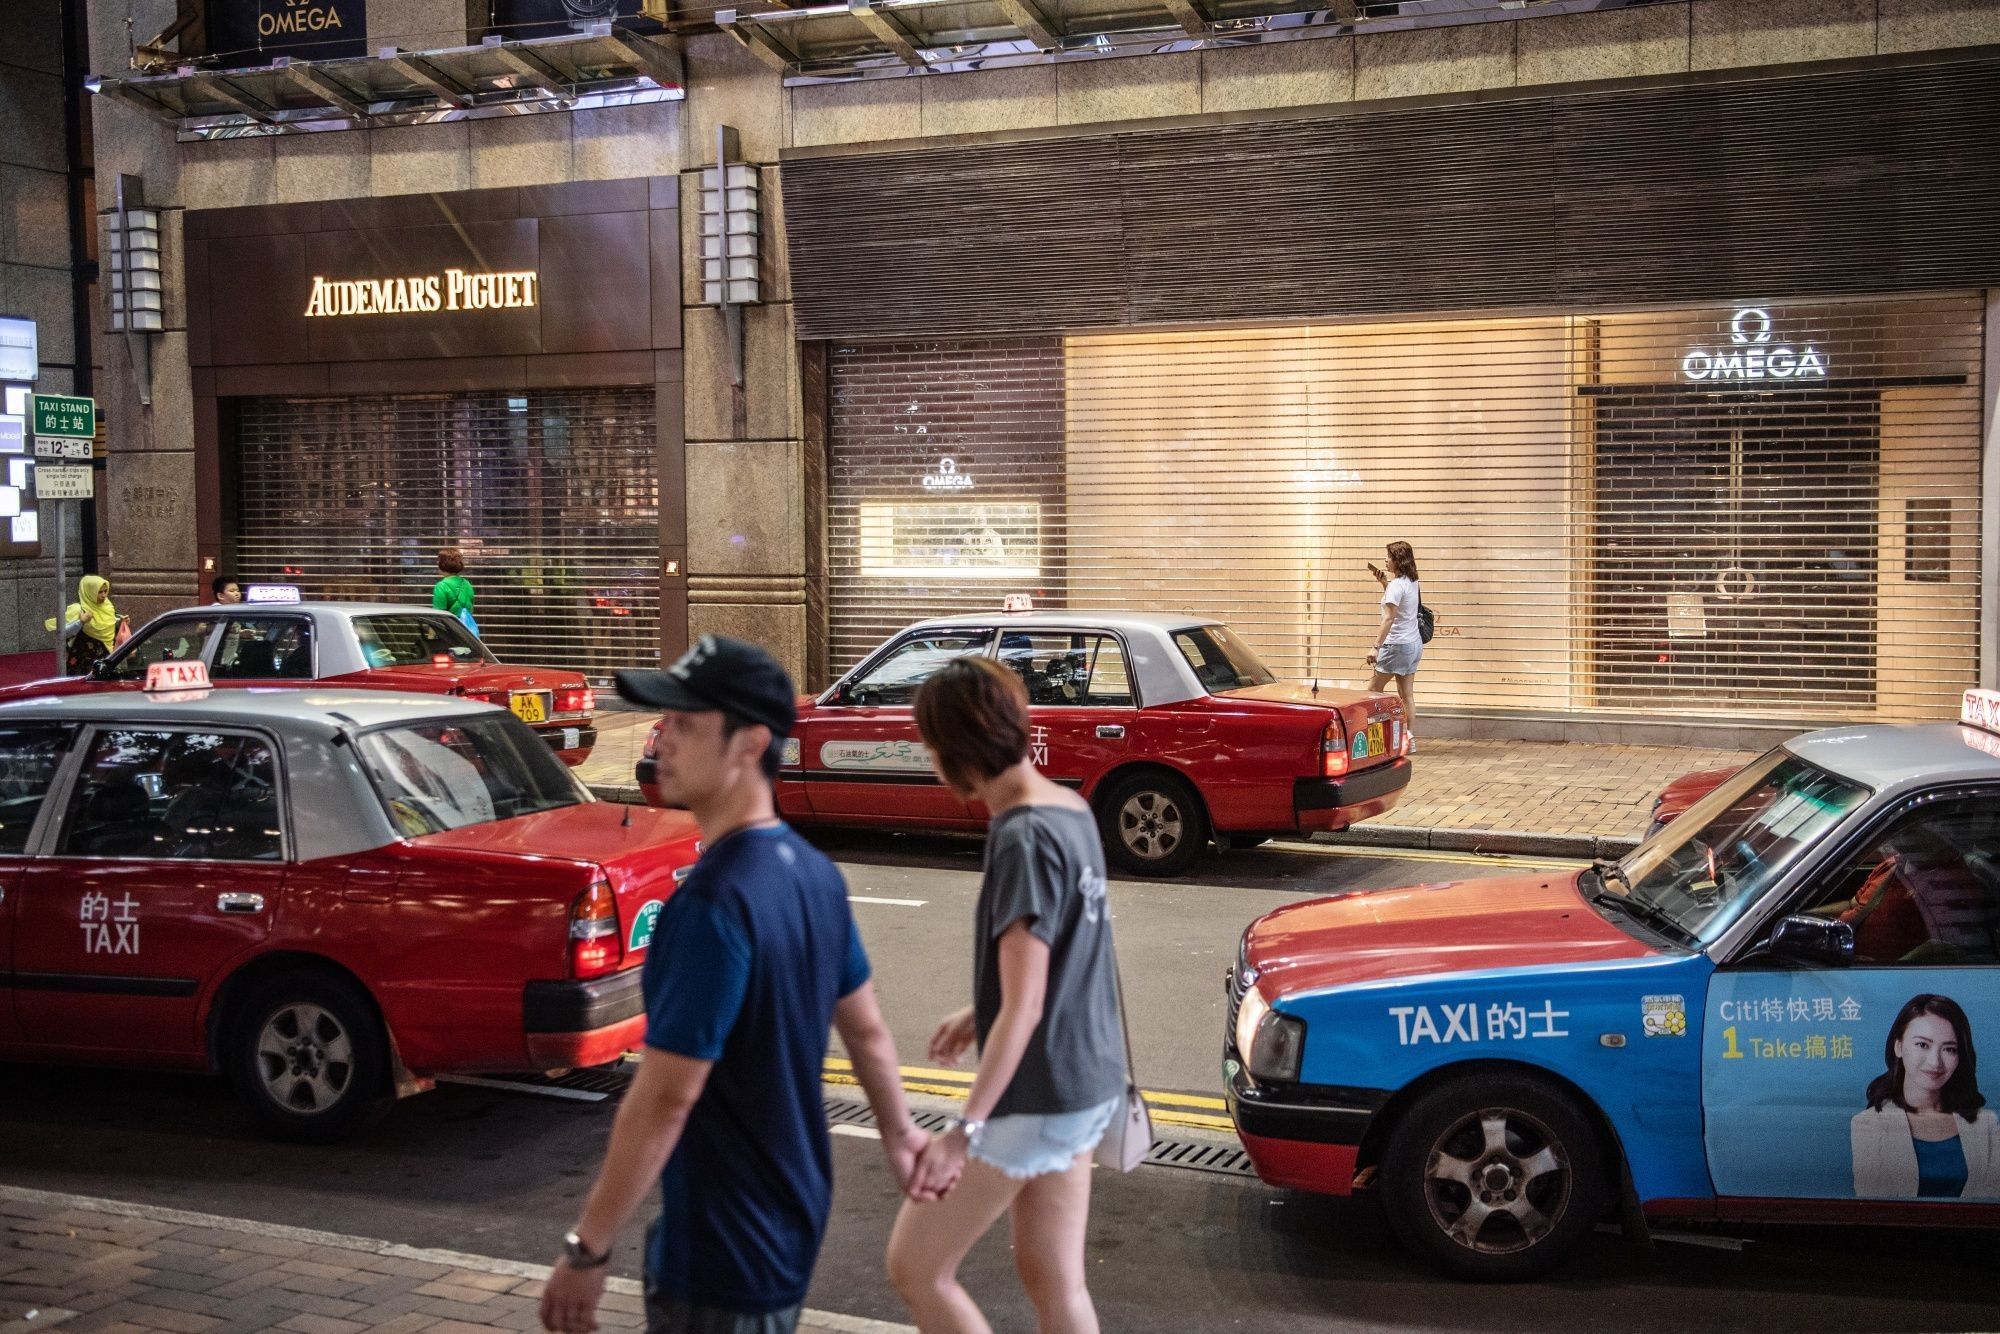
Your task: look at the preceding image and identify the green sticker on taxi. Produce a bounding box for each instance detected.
[630,899,664,950]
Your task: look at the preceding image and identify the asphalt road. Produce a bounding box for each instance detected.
[4,836,1999,1332]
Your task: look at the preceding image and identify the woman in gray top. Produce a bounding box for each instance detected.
[887,654,1124,1334]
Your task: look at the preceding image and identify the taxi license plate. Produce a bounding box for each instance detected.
[1362,722,1386,757]
[510,691,552,724]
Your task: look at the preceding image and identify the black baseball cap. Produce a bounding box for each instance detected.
[615,635,798,737]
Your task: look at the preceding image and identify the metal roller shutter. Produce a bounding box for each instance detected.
[234,387,661,683]
[826,294,1984,724]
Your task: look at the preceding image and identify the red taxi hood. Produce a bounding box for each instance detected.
[411,801,701,948]
[0,675,135,702]
[1653,765,1739,823]
[1243,871,1659,996]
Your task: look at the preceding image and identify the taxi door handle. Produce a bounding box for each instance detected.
[217,892,265,914]
[1096,725,1126,740]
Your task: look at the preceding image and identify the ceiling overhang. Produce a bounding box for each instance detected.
[88,25,685,141]
[720,0,1676,84]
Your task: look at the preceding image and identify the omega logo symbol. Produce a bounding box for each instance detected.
[1682,306,1828,383]
[921,457,974,491]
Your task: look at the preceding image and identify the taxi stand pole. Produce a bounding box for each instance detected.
[1981,290,1999,691]
[50,492,65,677]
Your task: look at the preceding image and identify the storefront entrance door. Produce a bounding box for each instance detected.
[1590,388,1879,712]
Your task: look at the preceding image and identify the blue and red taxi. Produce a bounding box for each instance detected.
[0,664,696,1141]
[1226,688,2000,1278]
[0,599,600,765]
[637,609,1411,877]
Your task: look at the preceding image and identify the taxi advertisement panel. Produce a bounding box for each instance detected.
[1704,969,2000,1201]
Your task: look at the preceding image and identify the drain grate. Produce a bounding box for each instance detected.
[823,1099,1256,1179]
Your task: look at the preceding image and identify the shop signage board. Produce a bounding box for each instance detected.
[302,269,539,318]
[32,394,95,440]
[204,0,367,67]
[1682,308,1828,383]
[33,436,91,461]
[0,317,35,383]
[34,466,93,501]
[0,420,21,454]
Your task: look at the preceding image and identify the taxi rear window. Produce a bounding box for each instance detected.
[0,724,74,854]
[1174,625,1275,692]
[356,714,584,836]
[353,614,496,668]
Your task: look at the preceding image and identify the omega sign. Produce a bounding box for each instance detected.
[1682,307,1828,383]
[303,268,539,318]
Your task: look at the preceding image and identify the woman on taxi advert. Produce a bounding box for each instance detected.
[1851,994,2000,1199]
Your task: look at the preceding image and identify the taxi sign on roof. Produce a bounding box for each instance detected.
[245,584,302,604]
[1003,594,1034,613]
[146,659,210,692]
[1961,688,2000,734]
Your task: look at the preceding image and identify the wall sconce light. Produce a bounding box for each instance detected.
[104,173,160,405]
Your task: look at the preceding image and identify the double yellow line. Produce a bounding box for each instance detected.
[824,1057,1234,1132]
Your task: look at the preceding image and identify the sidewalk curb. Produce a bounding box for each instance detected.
[0,1185,915,1334]
[584,784,1636,862]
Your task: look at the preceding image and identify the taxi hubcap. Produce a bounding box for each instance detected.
[256,1003,355,1113]
[1118,791,1184,860]
[1423,1109,1570,1254]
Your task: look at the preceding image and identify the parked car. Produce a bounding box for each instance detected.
[637,610,1410,877]
[0,679,697,1141]
[1225,687,2000,1279]
[0,602,598,765]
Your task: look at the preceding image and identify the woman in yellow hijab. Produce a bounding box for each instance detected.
[63,574,125,674]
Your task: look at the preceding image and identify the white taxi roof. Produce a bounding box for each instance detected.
[0,687,498,736]
[908,610,1223,636]
[1785,721,2000,796]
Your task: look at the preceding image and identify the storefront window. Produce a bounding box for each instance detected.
[856,501,1041,581]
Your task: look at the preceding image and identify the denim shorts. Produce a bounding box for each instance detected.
[1375,640,1422,677]
[968,1096,1121,1179]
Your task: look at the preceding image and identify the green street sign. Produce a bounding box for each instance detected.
[31,394,96,441]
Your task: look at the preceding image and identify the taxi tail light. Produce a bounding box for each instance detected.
[556,687,595,716]
[1249,1011,1306,1083]
[451,685,507,707]
[1398,723,1413,758]
[1320,720,1350,778]
[568,880,622,979]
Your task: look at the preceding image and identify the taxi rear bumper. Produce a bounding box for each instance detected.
[1292,758,1411,832]
[522,968,644,1069]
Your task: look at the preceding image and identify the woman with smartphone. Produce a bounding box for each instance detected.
[1367,541,1422,752]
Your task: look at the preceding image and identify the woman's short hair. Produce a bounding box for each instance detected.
[437,547,465,575]
[1867,992,1984,1120]
[1387,541,1419,582]
[913,656,1030,788]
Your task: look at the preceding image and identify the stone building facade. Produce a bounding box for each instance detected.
[73,0,2000,732]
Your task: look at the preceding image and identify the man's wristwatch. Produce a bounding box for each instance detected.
[950,1115,986,1148]
[563,1229,612,1269]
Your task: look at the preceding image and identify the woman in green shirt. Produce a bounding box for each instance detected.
[433,547,478,636]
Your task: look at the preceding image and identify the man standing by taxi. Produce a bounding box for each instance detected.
[541,636,928,1334]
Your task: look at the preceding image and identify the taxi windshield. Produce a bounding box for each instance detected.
[355,715,585,836]
[353,614,497,668]
[1609,749,1870,946]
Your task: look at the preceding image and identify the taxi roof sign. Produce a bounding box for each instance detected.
[1002,594,1034,614]
[1961,688,2000,734]
[146,659,210,692]
[245,584,302,604]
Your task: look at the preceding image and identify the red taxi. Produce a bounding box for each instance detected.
[0,601,599,765]
[638,611,1410,877]
[0,673,696,1141]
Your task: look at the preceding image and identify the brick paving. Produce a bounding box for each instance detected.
[0,1189,902,1334]
[578,709,1751,847]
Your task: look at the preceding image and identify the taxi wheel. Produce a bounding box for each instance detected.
[1098,771,1208,878]
[227,972,391,1143]
[1380,1074,1606,1281]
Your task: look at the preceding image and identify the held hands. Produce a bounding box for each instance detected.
[911,1125,969,1202]
[884,1120,942,1203]
[539,1256,608,1333]
[928,1006,977,1067]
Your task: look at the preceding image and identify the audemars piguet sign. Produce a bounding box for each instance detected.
[304,269,540,318]
[207,0,366,67]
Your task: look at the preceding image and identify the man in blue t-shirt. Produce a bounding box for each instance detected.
[541,636,928,1334]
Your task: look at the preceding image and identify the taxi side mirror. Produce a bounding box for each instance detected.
[1764,915,1854,968]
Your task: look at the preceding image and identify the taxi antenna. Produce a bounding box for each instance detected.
[621,803,632,827]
